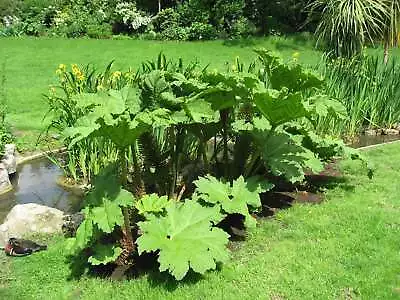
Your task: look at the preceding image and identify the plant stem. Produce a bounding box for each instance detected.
[220,109,230,179]
[131,144,145,198]
[119,148,135,261]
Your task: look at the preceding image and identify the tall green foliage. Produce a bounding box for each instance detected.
[61,50,370,280]
[319,54,400,135]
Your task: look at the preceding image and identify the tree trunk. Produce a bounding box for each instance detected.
[158,0,161,12]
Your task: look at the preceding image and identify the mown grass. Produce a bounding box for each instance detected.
[1,142,399,299]
[0,35,318,151]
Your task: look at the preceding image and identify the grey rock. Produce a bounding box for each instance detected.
[383,128,400,136]
[2,144,16,174]
[0,163,12,195]
[0,204,64,247]
[364,129,378,136]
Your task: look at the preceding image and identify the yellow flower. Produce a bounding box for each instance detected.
[77,73,85,81]
[71,64,84,81]
[59,64,66,71]
[112,71,122,80]
[56,64,67,75]
[71,64,80,74]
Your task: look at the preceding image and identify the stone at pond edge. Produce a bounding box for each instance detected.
[0,203,64,248]
[383,128,400,136]
[0,163,12,195]
[3,144,17,175]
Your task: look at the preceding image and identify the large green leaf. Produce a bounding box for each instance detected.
[88,245,122,266]
[254,49,323,92]
[254,89,307,128]
[137,201,229,280]
[135,194,169,216]
[91,199,124,233]
[254,131,324,183]
[183,98,219,123]
[194,175,271,228]
[66,208,94,255]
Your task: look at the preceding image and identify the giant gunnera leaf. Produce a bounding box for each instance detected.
[137,201,230,280]
[135,194,169,216]
[194,175,273,228]
[88,245,122,266]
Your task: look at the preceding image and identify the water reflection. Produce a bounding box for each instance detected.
[0,158,82,222]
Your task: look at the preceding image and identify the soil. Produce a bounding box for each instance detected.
[258,161,342,219]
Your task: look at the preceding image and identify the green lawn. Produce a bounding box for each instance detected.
[0,36,319,150]
[1,142,399,299]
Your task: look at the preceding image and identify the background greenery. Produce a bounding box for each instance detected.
[0,36,319,150]
[0,0,312,40]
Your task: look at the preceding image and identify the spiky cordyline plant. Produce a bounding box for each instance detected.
[309,0,388,57]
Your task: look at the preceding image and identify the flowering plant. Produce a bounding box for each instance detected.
[114,2,152,32]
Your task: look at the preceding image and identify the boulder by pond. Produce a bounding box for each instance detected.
[0,203,64,248]
[3,144,17,175]
[0,163,12,195]
[0,144,17,195]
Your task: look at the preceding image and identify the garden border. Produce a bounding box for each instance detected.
[357,139,400,151]
[16,147,67,166]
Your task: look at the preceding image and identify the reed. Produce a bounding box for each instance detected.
[318,54,400,137]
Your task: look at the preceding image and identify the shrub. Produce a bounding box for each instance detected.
[153,8,179,32]
[86,23,113,39]
[230,16,257,38]
[160,26,189,41]
[113,2,152,34]
[176,0,210,27]
[187,22,217,40]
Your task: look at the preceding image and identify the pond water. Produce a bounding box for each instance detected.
[0,158,82,223]
[350,134,400,148]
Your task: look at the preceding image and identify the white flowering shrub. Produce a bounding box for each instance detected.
[2,15,19,27]
[114,2,151,31]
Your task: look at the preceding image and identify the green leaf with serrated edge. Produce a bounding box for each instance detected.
[254,49,323,92]
[254,131,323,183]
[114,189,135,208]
[306,94,347,120]
[67,209,94,254]
[253,116,272,131]
[194,175,267,228]
[63,112,101,148]
[193,175,231,205]
[183,98,219,123]
[91,200,124,233]
[245,176,275,195]
[254,89,307,127]
[88,245,122,266]
[232,119,253,132]
[228,176,261,228]
[137,201,229,280]
[135,194,169,216]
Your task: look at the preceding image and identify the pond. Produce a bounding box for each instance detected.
[350,134,400,148]
[0,157,82,223]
